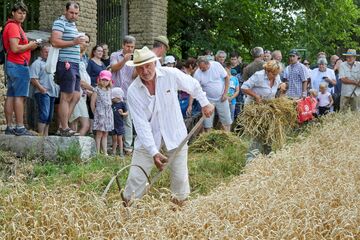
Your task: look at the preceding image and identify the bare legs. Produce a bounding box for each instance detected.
[112,134,124,155]
[95,130,108,154]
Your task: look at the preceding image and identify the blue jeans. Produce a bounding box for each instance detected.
[6,61,30,97]
[35,93,55,124]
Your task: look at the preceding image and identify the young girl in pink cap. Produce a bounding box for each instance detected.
[90,70,114,154]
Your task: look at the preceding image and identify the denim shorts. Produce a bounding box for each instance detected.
[35,93,55,124]
[6,61,30,97]
[55,61,80,93]
[204,99,233,128]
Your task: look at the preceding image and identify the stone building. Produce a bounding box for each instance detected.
[0,0,168,127]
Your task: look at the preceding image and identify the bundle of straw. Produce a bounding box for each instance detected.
[235,97,297,149]
[190,130,242,153]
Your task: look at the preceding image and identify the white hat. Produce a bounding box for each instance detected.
[111,87,124,100]
[164,55,176,64]
[126,46,161,67]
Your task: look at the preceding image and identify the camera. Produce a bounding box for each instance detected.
[322,76,327,79]
[130,54,134,60]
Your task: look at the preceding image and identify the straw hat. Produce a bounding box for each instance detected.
[126,46,160,67]
[342,49,359,56]
[154,35,169,49]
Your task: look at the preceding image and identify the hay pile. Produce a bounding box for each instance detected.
[1,112,360,239]
[236,97,297,149]
[190,130,242,153]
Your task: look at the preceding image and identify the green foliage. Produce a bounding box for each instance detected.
[168,0,360,61]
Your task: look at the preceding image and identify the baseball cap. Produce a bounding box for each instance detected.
[111,87,124,100]
[98,70,112,81]
[230,69,237,76]
[288,49,299,56]
[164,55,176,64]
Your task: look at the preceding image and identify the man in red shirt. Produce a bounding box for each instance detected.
[3,2,38,135]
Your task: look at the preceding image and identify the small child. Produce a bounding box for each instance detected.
[317,83,333,116]
[226,68,240,121]
[111,87,128,157]
[90,70,114,154]
[309,89,318,117]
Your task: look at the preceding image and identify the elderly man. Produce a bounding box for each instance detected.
[110,35,136,154]
[215,50,227,67]
[152,35,169,67]
[310,58,336,92]
[194,56,232,131]
[339,49,360,111]
[283,49,307,98]
[51,1,85,136]
[123,46,214,205]
[242,47,265,81]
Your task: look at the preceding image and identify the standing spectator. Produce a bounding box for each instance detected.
[227,68,240,121]
[215,50,227,67]
[100,43,111,67]
[87,45,106,87]
[230,51,244,118]
[310,58,336,93]
[111,87,128,157]
[152,35,169,67]
[110,35,136,155]
[69,34,92,136]
[30,44,59,136]
[263,50,272,62]
[339,49,360,111]
[80,33,90,67]
[317,82,333,116]
[3,2,38,135]
[50,1,84,136]
[164,55,176,67]
[122,46,213,205]
[272,50,285,80]
[242,47,265,81]
[90,70,114,154]
[283,49,307,99]
[194,56,232,132]
[332,58,343,111]
[328,55,339,69]
[182,57,201,117]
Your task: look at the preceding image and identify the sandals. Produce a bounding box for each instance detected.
[59,128,80,137]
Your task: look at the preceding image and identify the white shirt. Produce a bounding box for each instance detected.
[241,70,281,104]
[127,67,210,156]
[317,92,331,107]
[310,68,335,93]
[193,61,228,101]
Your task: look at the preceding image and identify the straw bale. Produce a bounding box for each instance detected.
[190,130,243,153]
[236,97,298,149]
[1,112,360,239]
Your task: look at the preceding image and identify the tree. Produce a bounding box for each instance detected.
[167,0,360,61]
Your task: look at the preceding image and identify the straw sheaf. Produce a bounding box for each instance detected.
[236,97,298,149]
[1,112,360,239]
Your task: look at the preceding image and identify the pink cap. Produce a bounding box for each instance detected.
[98,70,112,81]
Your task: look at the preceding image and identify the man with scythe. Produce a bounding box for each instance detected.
[123,46,214,205]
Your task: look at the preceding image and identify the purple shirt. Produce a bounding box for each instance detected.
[110,49,135,99]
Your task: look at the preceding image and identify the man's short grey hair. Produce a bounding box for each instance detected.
[317,57,328,65]
[197,56,210,65]
[216,50,227,58]
[251,47,264,58]
[123,35,136,45]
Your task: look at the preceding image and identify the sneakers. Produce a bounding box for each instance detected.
[59,128,79,137]
[14,127,35,136]
[4,126,15,135]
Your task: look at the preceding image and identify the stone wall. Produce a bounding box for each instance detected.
[0,65,5,126]
[129,0,168,48]
[39,0,97,46]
